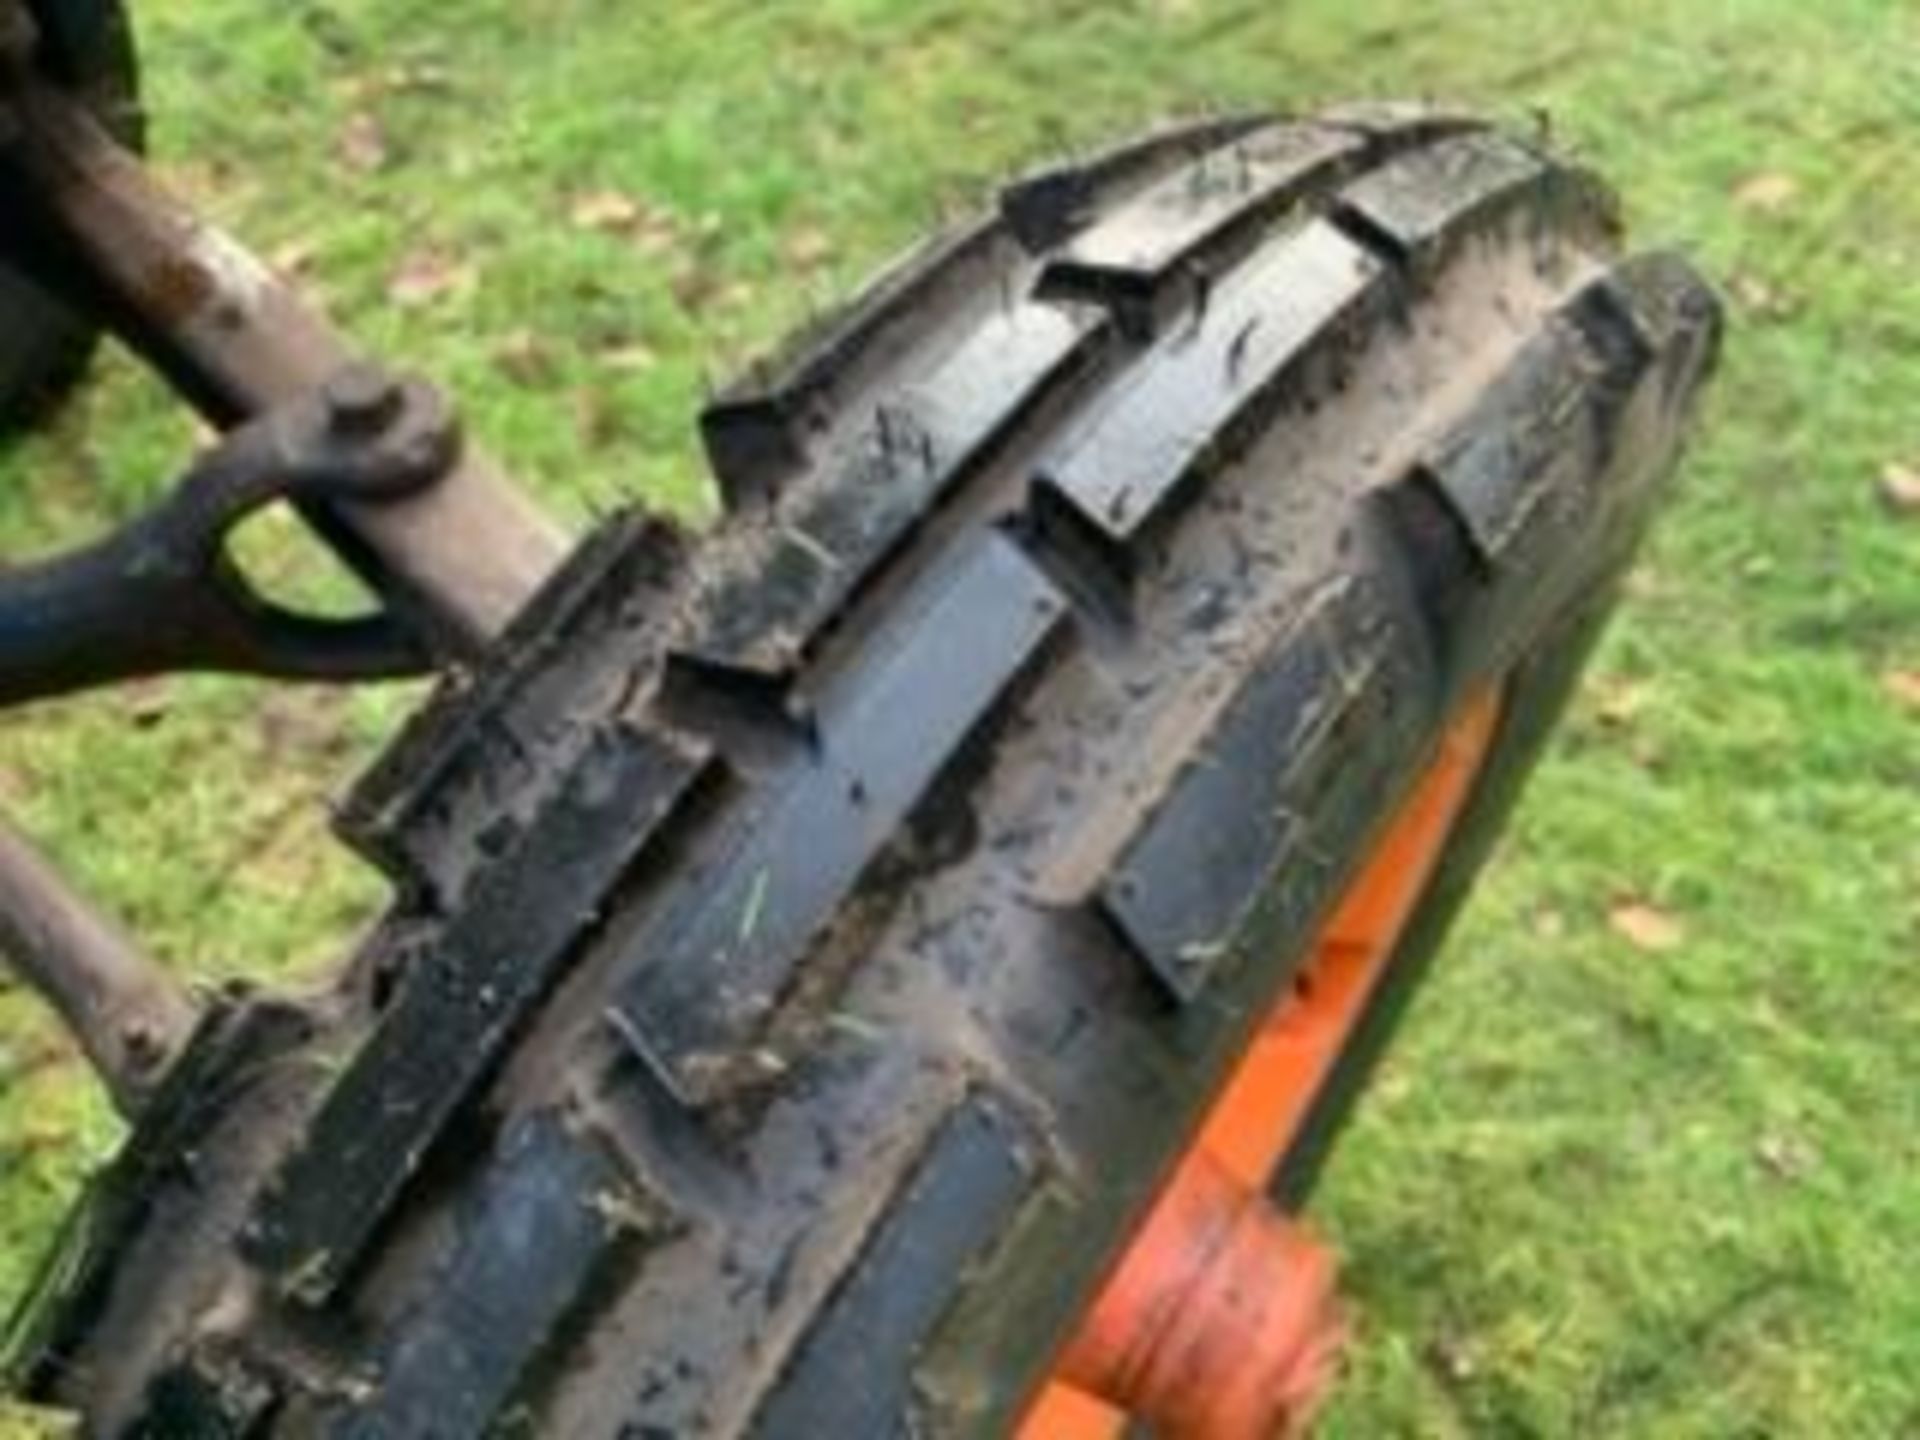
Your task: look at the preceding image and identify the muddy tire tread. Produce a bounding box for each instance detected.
[4,106,1719,1440]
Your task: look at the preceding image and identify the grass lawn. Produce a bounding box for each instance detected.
[3,1,1918,1434]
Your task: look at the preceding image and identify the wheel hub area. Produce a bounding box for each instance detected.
[1021,692,1502,1438]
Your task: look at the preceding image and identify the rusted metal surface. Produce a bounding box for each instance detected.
[0,50,567,655]
[0,814,195,1115]
[0,3,567,1110]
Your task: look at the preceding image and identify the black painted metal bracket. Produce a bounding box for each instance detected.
[0,365,461,706]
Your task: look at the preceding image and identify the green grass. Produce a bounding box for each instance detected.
[3,0,1919,1433]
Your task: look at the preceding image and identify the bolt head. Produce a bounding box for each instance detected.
[324,365,403,435]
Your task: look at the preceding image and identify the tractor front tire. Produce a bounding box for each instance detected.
[4,106,1719,1438]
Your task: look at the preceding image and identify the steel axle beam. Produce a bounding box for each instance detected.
[0,3,579,1107]
[0,815,194,1115]
[0,32,570,655]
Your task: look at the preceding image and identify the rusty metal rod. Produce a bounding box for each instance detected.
[0,65,570,655]
[0,22,573,1106]
[0,815,196,1115]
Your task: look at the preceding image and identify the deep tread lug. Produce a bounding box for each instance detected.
[1091,581,1410,1002]
[1332,131,1616,277]
[1315,98,1488,142]
[692,301,1108,674]
[328,1114,668,1440]
[131,1360,277,1440]
[1592,250,1727,393]
[1036,121,1368,337]
[607,536,1066,1104]
[339,513,687,909]
[1032,219,1384,558]
[1009,479,1140,633]
[1413,321,1611,575]
[659,651,817,762]
[699,216,1011,506]
[4,999,317,1399]
[998,113,1270,252]
[1389,253,1720,690]
[746,1096,1038,1440]
[246,726,710,1301]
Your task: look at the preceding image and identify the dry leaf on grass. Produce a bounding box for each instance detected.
[1589,676,1651,729]
[121,676,173,729]
[1876,462,1920,516]
[1755,1132,1817,1183]
[672,265,753,315]
[1425,1333,1479,1384]
[598,342,660,374]
[573,386,625,449]
[1727,271,1795,320]
[258,689,353,765]
[1732,170,1799,214]
[1881,669,1920,714]
[387,248,477,308]
[569,189,681,256]
[1608,901,1686,953]
[784,225,835,270]
[570,189,644,232]
[491,330,560,386]
[380,60,453,97]
[337,111,390,173]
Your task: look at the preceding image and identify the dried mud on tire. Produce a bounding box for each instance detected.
[5,105,1719,1438]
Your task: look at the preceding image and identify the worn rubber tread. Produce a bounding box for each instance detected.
[1035,108,1485,337]
[1096,247,1713,1010]
[341,115,1539,920]
[686,300,1108,675]
[743,1096,1038,1440]
[1,998,314,1395]
[1333,129,1617,278]
[698,215,1007,507]
[5,109,1720,1440]
[246,725,710,1301]
[1272,602,1612,1211]
[924,250,1715,1436]
[327,1113,664,1440]
[1386,253,1717,707]
[609,533,1067,1104]
[339,513,687,909]
[701,114,1251,507]
[1092,578,1402,1003]
[1032,218,1386,571]
[998,113,1270,251]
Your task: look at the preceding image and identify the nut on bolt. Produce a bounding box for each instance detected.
[324,364,405,436]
